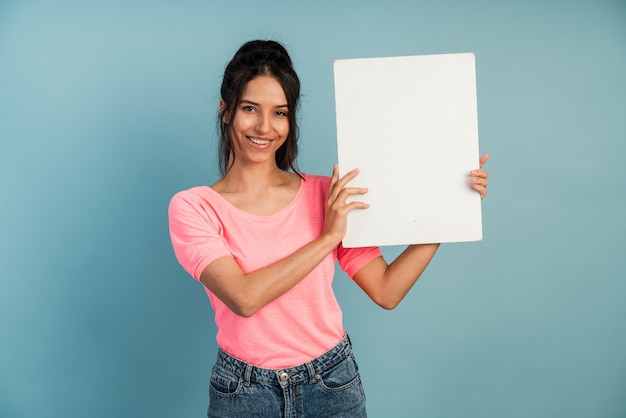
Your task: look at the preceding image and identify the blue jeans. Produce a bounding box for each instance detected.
[208,334,367,417]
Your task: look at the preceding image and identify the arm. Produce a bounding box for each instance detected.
[201,234,338,318]
[352,243,440,310]
[200,166,369,317]
[352,153,490,309]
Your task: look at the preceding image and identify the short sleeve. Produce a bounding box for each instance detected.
[337,243,382,279]
[168,191,232,281]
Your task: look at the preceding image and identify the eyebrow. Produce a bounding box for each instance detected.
[240,99,289,108]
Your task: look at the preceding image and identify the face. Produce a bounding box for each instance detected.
[226,75,290,168]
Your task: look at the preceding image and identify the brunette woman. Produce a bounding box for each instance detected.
[169,40,489,417]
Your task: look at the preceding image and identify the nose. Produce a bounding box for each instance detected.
[255,112,271,134]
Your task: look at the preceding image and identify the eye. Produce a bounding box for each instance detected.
[276,110,288,117]
[242,105,255,112]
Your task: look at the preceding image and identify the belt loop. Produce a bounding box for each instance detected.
[243,363,253,387]
[346,332,352,347]
[305,361,317,384]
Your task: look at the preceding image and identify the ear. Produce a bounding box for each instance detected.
[220,100,230,124]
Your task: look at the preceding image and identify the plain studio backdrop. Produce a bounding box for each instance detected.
[1,1,625,417]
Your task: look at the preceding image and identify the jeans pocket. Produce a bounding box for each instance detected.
[209,365,242,398]
[317,352,362,393]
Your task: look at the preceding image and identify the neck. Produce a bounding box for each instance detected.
[216,160,292,193]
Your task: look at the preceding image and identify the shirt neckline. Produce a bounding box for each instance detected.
[204,174,307,220]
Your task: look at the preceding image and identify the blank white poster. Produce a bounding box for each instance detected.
[333,53,482,247]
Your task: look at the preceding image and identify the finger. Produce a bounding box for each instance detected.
[470,168,489,179]
[329,186,369,210]
[329,164,339,185]
[327,164,341,205]
[479,153,490,169]
[327,167,365,209]
[331,197,371,215]
[330,166,359,192]
[473,184,487,200]
[329,168,360,199]
[338,186,369,202]
[471,177,489,188]
[336,168,360,189]
[345,200,370,211]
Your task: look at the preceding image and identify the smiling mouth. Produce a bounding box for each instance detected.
[248,136,271,145]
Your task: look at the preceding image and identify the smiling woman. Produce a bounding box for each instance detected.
[216,41,302,177]
[168,39,489,417]
[224,76,290,166]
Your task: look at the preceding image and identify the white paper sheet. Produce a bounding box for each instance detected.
[333,53,482,247]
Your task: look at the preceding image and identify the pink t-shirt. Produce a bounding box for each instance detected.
[168,174,382,369]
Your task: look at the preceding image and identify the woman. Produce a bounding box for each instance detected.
[169,40,489,417]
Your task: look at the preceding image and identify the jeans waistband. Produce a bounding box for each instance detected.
[215,333,353,386]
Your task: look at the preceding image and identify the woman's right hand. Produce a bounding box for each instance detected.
[322,164,370,245]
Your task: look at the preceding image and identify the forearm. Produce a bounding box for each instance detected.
[354,243,440,309]
[383,243,440,305]
[201,233,339,317]
[246,235,340,308]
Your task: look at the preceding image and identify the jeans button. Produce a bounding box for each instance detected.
[279,372,289,381]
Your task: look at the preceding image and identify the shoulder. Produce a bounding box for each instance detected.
[168,186,224,220]
[301,173,330,188]
[168,186,229,236]
[291,174,330,213]
[170,186,212,207]
[299,173,331,198]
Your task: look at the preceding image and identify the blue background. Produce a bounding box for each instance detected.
[1,1,625,417]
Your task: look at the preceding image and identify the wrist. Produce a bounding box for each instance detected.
[317,231,341,251]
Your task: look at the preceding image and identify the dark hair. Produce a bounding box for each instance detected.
[218,40,301,176]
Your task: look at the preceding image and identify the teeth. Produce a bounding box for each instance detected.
[249,137,270,145]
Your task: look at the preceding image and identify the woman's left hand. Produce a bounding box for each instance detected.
[470,153,490,200]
